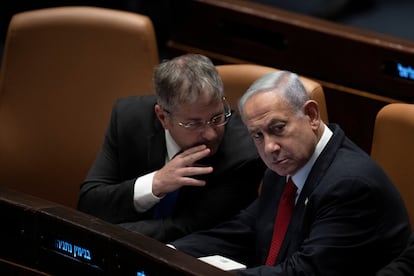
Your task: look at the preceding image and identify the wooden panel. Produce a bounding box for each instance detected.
[0,258,50,276]
[168,0,414,101]
[0,187,232,276]
[166,0,413,152]
[321,81,401,153]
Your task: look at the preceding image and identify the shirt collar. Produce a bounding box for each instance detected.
[290,124,333,193]
[165,130,181,162]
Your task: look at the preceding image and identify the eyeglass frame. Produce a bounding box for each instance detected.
[162,97,232,131]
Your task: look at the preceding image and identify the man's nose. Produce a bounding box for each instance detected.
[200,124,219,140]
[264,136,281,153]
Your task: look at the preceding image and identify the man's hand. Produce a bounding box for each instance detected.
[152,145,213,197]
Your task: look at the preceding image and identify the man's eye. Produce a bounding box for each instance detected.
[211,114,224,124]
[251,132,263,140]
[270,124,285,134]
[186,121,205,129]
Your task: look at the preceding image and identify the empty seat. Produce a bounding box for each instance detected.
[0,6,159,208]
[371,103,414,227]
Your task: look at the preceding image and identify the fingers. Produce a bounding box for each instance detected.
[176,165,213,180]
[178,177,207,188]
[167,166,212,191]
[174,145,211,165]
[171,145,213,177]
[153,165,212,196]
[152,145,213,196]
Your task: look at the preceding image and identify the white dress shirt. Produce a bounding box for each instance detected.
[133,130,181,212]
[290,124,333,203]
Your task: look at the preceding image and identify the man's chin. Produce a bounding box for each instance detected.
[268,164,290,176]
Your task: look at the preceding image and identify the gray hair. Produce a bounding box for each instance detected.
[238,71,309,116]
[154,54,224,112]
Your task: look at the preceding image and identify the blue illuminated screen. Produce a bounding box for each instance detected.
[54,238,92,262]
[52,238,149,275]
[396,63,414,80]
[383,60,414,81]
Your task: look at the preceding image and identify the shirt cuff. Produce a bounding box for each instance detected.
[133,171,161,212]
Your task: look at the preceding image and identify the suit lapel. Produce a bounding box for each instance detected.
[296,124,344,204]
[276,124,345,263]
[146,118,167,170]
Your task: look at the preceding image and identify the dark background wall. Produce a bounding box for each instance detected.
[1,0,414,65]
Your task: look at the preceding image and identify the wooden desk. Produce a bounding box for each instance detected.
[0,187,232,276]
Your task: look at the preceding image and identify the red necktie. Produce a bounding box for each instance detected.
[265,177,297,266]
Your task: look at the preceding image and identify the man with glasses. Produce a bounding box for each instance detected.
[77,53,266,243]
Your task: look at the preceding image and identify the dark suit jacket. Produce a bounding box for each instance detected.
[77,95,266,242]
[376,232,414,276]
[172,124,411,275]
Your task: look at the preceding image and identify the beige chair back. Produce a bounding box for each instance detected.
[0,6,159,208]
[371,103,414,227]
[216,64,329,122]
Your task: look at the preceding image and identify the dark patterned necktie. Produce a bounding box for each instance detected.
[153,189,180,219]
[265,177,297,265]
[153,150,182,219]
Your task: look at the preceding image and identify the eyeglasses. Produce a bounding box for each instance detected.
[164,97,232,131]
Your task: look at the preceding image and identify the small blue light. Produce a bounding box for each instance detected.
[136,271,147,276]
[397,63,414,80]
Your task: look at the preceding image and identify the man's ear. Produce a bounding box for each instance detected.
[155,104,169,129]
[304,100,321,127]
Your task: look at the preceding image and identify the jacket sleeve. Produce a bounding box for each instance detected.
[119,157,265,243]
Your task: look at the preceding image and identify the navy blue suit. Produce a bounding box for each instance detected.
[172,124,411,275]
[77,95,266,242]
